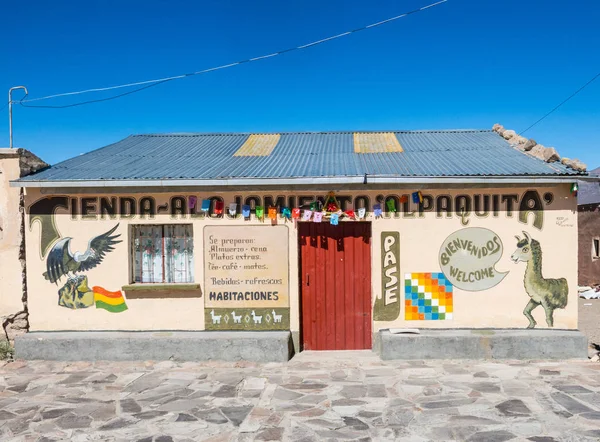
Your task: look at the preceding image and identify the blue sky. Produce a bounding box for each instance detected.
[1,0,599,168]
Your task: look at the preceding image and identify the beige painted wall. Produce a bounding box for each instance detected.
[0,154,24,317]
[24,184,578,332]
[372,186,577,330]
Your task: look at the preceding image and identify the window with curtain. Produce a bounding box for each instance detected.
[132,225,194,283]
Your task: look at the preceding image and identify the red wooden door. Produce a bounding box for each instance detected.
[299,222,372,350]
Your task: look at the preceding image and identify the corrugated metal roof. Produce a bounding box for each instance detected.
[19,129,585,183]
[578,167,600,205]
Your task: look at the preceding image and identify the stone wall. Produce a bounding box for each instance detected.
[578,204,600,286]
[0,148,48,342]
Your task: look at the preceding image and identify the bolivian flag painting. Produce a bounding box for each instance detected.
[93,286,128,313]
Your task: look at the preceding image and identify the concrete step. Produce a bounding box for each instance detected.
[15,331,293,362]
[377,329,588,360]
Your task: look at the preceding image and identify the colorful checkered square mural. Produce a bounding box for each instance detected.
[404,272,453,321]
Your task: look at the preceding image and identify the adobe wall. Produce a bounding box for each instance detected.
[578,204,600,286]
[0,149,47,342]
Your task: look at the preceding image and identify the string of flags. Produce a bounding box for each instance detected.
[193,191,425,224]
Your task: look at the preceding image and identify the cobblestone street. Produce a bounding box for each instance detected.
[1,352,600,441]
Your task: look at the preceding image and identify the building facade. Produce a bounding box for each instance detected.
[0,148,47,342]
[577,167,600,286]
[12,130,590,352]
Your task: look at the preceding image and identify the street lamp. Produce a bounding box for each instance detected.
[8,86,28,149]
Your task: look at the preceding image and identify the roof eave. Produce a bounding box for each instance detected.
[10,174,593,189]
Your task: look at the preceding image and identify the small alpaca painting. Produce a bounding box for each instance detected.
[511,231,568,328]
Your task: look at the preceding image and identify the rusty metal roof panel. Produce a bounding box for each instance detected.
[18,130,584,182]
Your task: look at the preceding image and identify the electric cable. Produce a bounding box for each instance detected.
[17,0,448,109]
[20,80,172,109]
[520,70,600,135]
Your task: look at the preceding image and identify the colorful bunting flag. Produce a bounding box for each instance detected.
[282,207,292,219]
[214,200,224,215]
[292,208,300,219]
[310,201,318,211]
[373,203,382,218]
[302,210,313,221]
[357,207,366,219]
[330,213,339,225]
[268,207,277,220]
[313,212,323,223]
[386,199,396,212]
[242,205,251,218]
[412,191,423,204]
[399,195,408,204]
[228,203,237,216]
[188,196,197,209]
[324,191,340,212]
[344,210,355,219]
[571,183,578,196]
[201,199,211,211]
[256,206,264,220]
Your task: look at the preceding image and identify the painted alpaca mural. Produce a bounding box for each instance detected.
[511,231,568,328]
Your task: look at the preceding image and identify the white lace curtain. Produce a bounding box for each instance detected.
[133,225,194,283]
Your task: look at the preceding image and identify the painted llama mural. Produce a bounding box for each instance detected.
[511,231,568,328]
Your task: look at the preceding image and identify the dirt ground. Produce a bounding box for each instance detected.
[579,297,600,350]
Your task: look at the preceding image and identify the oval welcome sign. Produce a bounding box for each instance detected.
[439,227,509,292]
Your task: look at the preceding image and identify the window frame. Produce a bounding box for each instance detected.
[593,237,600,260]
[129,224,195,284]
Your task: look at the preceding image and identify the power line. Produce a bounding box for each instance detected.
[18,0,448,109]
[20,80,171,109]
[520,70,600,135]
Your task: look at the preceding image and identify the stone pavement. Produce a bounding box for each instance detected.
[1,351,600,441]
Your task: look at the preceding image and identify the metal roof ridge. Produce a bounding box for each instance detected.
[11,174,593,189]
